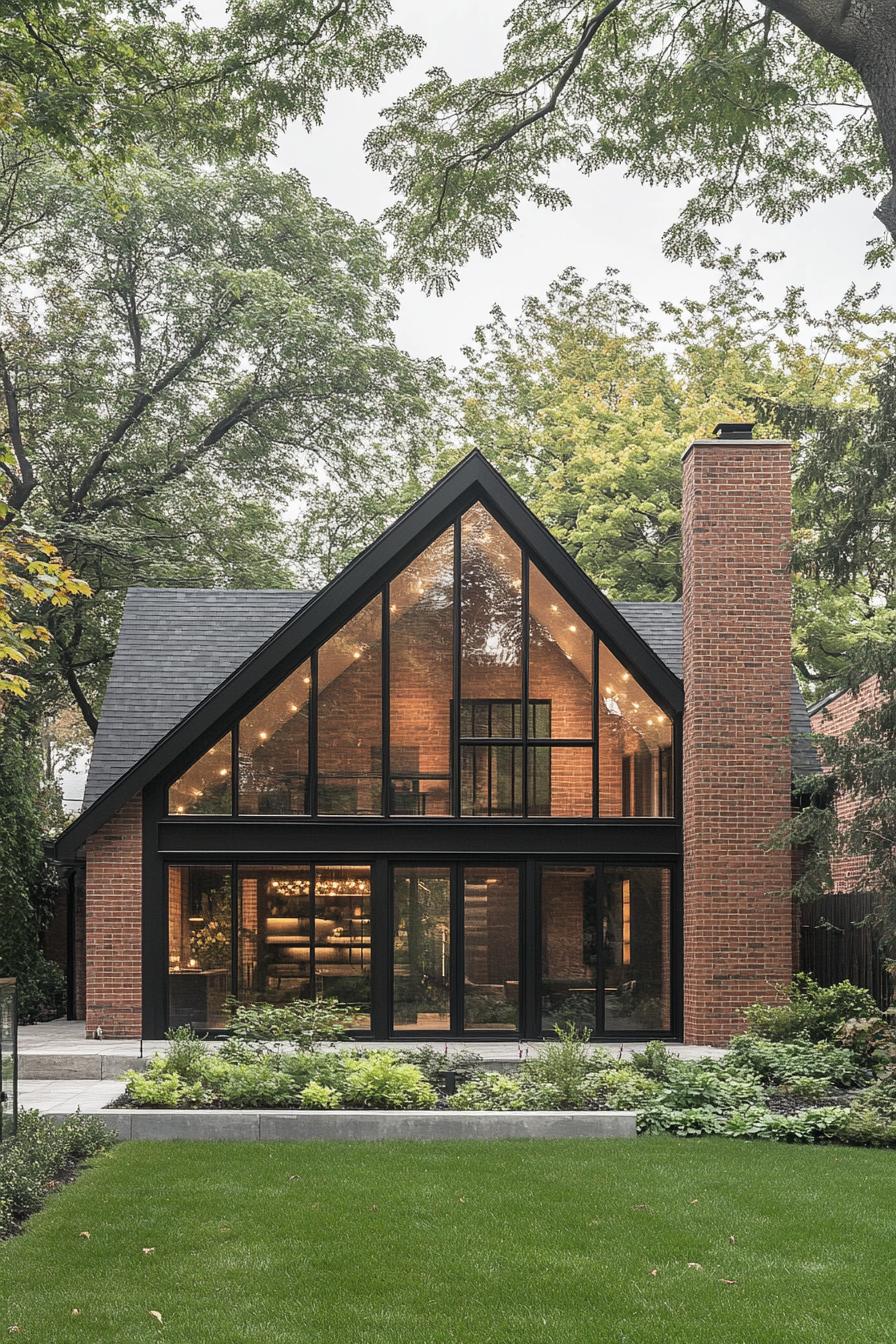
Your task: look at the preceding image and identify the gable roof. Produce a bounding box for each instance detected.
[83,587,315,808]
[56,451,817,857]
[57,451,686,857]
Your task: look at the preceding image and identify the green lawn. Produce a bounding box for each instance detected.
[1,1137,894,1343]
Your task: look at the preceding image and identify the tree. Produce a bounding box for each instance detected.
[0,451,90,701]
[0,0,422,237]
[0,706,67,1021]
[366,0,896,290]
[0,155,441,730]
[441,251,894,690]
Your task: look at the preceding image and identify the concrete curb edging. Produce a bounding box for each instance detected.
[46,1108,638,1142]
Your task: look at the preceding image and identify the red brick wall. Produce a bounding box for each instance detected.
[85,796,142,1038]
[682,437,796,1044]
[810,675,882,890]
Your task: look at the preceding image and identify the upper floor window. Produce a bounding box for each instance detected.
[167,504,676,819]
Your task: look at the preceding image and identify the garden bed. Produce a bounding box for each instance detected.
[112,978,896,1148]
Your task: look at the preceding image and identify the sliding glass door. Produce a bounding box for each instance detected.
[390,863,522,1035]
[539,863,672,1035]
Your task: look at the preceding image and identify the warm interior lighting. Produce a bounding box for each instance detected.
[258,730,268,741]
[621,878,631,967]
[218,768,227,776]
[568,624,577,633]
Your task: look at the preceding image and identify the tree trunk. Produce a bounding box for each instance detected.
[769,0,896,244]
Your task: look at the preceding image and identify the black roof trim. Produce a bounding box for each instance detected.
[54,451,683,859]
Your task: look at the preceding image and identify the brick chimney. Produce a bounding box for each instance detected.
[681,423,795,1044]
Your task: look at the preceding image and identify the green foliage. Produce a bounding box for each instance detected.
[592,1067,662,1110]
[162,1027,211,1083]
[727,1034,866,1087]
[0,1110,115,1238]
[368,0,895,291]
[342,1053,437,1111]
[519,1024,595,1108]
[403,1046,484,1086]
[439,255,892,691]
[3,156,441,728]
[772,1076,837,1105]
[1,1,422,194]
[631,1040,677,1080]
[299,1082,342,1111]
[743,975,881,1043]
[122,1060,203,1108]
[226,996,355,1052]
[0,709,66,1021]
[448,1074,526,1112]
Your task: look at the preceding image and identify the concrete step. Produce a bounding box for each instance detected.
[17,1053,152,1081]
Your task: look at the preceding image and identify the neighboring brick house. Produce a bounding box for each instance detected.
[53,431,817,1045]
[809,675,884,891]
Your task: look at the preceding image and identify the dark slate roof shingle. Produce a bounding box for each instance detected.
[83,588,313,807]
[83,588,818,807]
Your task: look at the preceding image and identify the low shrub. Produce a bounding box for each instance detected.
[743,974,880,1043]
[727,1034,865,1087]
[404,1046,484,1087]
[654,1063,765,1112]
[163,1026,210,1082]
[15,954,67,1025]
[122,1060,203,1108]
[448,1074,525,1112]
[638,1105,727,1137]
[298,1081,342,1110]
[198,1059,299,1108]
[630,1040,676,1080]
[343,1053,437,1110]
[592,1067,662,1110]
[835,1016,896,1066]
[0,1111,116,1238]
[771,1076,833,1105]
[519,1025,595,1108]
[225,996,356,1052]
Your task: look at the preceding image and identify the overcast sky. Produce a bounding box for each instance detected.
[262,0,882,365]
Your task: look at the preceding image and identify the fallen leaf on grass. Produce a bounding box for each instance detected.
[632,1204,652,1212]
[649,1269,659,1277]
[78,1231,90,1240]
[142,1248,155,1256]
[687,1263,703,1271]
[71,1309,81,1317]
[721,1279,738,1286]
[149,1311,163,1326]
[728,1235,736,1245]
[688,1199,699,1206]
[8,1326,21,1335]
[369,1204,378,1212]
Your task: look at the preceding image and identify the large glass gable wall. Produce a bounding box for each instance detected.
[166,505,675,819]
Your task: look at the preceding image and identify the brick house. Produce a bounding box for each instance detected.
[809,675,883,890]
[53,428,817,1045]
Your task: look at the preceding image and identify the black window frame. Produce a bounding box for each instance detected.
[162,505,678,823]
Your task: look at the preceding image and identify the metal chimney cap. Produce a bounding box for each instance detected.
[713,421,755,440]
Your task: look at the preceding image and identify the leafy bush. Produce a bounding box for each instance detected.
[520,1025,594,1108]
[592,1067,662,1110]
[835,1016,896,1066]
[448,1074,525,1111]
[0,1110,116,1238]
[226,996,355,1051]
[638,1105,727,1137]
[299,1081,342,1110]
[630,1040,676,1080]
[404,1046,484,1087]
[343,1053,437,1110]
[122,1060,203,1108]
[163,1026,210,1082]
[727,1034,865,1087]
[654,1063,765,1112]
[743,974,880,1043]
[771,1076,832,1104]
[197,1059,298,1108]
[277,1051,347,1092]
[15,954,67,1024]
[853,1071,896,1119]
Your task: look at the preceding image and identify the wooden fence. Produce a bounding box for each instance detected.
[800,891,891,1009]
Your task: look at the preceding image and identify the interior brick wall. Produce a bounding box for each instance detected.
[810,675,882,890]
[84,796,143,1038]
[682,437,796,1045]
